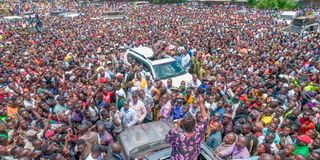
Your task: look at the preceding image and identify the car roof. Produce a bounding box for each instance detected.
[151,58,176,65]
[64,13,82,18]
[129,47,176,65]
[58,12,78,16]
[281,11,297,16]
[119,121,174,158]
[104,11,122,14]
[130,47,154,58]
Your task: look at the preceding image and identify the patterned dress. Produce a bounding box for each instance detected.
[165,118,208,160]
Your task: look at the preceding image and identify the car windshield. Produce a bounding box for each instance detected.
[153,61,185,80]
[280,15,294,20]
[102,12,121,16]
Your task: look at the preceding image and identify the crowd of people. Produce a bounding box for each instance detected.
[0,1,319,160]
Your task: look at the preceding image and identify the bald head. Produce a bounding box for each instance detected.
[77,124,89,134]
[223,133,236,144]
[236,136,248,149]
[111,143,122,154]
[259,153,275,160]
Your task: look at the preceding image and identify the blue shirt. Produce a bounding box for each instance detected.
[170,105,184,120]
[210,107,224,122]
[262,128,281,144]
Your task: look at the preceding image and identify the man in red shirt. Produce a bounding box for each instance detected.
[299,110,315,134]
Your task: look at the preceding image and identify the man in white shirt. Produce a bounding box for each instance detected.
[181,48,191,69]
[205,95,217,112]
[144,80,154,97]
[187,75,201,88]
[120,102,137,128]
[258,132,279,153]
[86,144,105,160]
[129,94,147,124]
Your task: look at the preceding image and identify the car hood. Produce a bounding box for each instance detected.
[161,72,192,88]
[119,121,174,159]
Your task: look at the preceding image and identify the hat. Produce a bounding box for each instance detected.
[69,75,76,81]
[145,72,151,77]
[297,135,312,144]
[106,61,112,65]
[116,73,124,79]
[131,87,139,92]
[116,90,124,97]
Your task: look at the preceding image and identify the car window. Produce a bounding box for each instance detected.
[142,63,151,73]
[102,12,122,17]
[309,26,314,32]
[198,152,211,160]
[153,61,185,80]
[127,53,138,64]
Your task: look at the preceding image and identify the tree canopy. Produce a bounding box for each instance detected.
[255,0,298,10]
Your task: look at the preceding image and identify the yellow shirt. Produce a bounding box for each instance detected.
[186,95,194,105]
[132,79,147,90]
[260,115,272,125]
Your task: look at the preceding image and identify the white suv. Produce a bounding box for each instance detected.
[123,47,192,87]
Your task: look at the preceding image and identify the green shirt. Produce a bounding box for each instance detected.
[293,144,309,158]
[0,132,8,140]
[0,115,7,122]
[117,98,126,111]
[316,124,320,133]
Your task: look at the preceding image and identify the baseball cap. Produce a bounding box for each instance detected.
[296,135,312,144]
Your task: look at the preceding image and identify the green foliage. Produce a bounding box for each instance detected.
[150,0,187,4]
[256,0,298,10]
[283,0,298,10]
[248,0,255,8]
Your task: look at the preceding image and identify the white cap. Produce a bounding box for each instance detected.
[116,90,124,97]
[131,87,139,92]
[106,61,112,64]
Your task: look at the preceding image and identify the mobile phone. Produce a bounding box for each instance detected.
[49,108,53,113]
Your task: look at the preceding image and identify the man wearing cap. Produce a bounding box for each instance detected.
[144,72,153,83]
[115,89,126,111]
[293,135,312,158]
